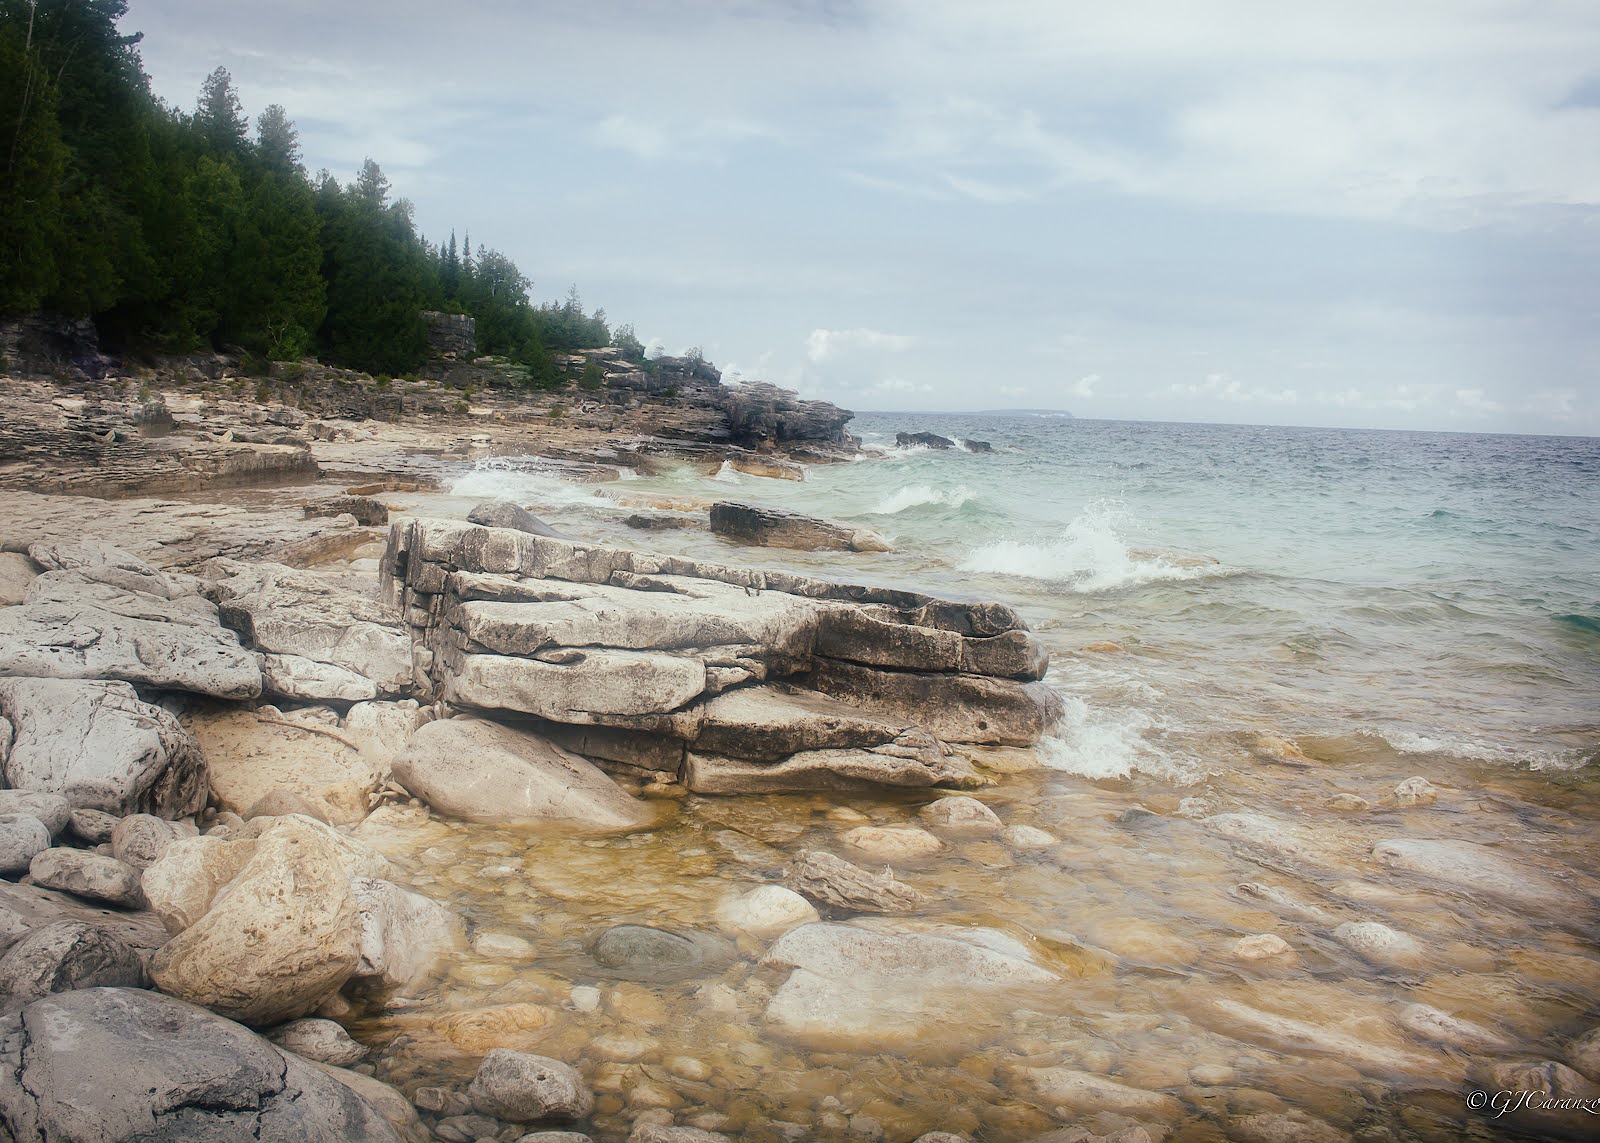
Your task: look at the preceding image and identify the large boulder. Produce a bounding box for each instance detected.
[183,706,386,826]
[203,559,412,697]
[0,814,52,877]
[0,987,402,1141]
[709,501,889,553]
[29,849,145,909]
[148,816,365,1025]
[349,876,465,994]
[393,717,654,831]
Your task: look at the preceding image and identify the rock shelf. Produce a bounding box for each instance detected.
[381,518,1062,794]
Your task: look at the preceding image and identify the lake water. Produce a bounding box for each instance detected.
[367,414,1600,1141]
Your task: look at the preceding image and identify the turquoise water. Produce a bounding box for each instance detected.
[452,414,1600,784]
[408,417,1600,1140]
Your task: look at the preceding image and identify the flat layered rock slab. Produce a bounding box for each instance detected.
[0,603,262,699]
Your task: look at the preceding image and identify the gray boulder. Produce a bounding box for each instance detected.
[0,880,169,955]
[895,431,954,449]
[709,500,890,553]
[467,499,567,538]
[29,848,145,909]
[0,814,52,877]
[110,813,192,869]
[393,717,654,831]
[0,920,144,1005]
[0,677,207,818]
[0,987,402,1141]
[468,1049,593,1120]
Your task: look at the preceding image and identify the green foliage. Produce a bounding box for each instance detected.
[612,323,644,359]
[0,0,660,381]
[578,359,605,392]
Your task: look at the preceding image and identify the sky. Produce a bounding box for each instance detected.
[128,1,1600,434]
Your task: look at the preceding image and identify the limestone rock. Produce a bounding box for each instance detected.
[590,924,729,981]
[184,706,384,827]
[1396,1003,1515,1053]
[67,807,118,844]
[1392,776,1437,806]
[350,876,464,994]
[110,813,191,869]
[468,1049,594,1120]
[0,551,41,606]
[759,922,1056,1050]
[23,570,220,626]
[394,716,653,831]
[784,849,922,914]
[304,495,388,526]
[805,659,1063,746]
[261,652,382,702]
[0,813,52,877]
[714,885,819,939]
[840,825,943,862]
[0,791,71,837]
[1372,837,1589,914]
[918,795,1002,835]
[0,601,261,699]
[148,816,363,1025]
[29,848,144,909]
[710,500,888,552]
[1008,1065,1182,1119]
[141,834,258,933]
[1001,824,1058,850]
[468,499,568,538]
[204,559,411,695]
[684,746,980,795]
[0,678,208,817]
[0,987,403,1141]
[1332,920,1426,970]
[25,539,173,598]
[266,1017,368,1066]
[0,880,169,954]
[0,920,144,1004]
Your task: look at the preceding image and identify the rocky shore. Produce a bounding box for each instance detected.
[3,353,1598,1143]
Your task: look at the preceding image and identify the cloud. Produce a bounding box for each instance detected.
[806,327,916,362]
[596,114,670,159]
[1167,372,1300,404]
[873,376,932,393]
[1069,373,1101,399]
[1519,389,1577,419]
[1455,387,1504,414]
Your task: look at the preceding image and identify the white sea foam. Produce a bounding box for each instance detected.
[448,458,613,507]
[712,461,743,484]
[959,504,1226,593]
[870,483,976,515]
[1379,727,1581,771]
[1037,695,1207,783]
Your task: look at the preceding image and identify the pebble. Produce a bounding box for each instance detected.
[568,985,601,1013]
[474,931,535,959]
[839,825,943,862]
[412,1086,472,1116]
[1233,934,1294,960]
[1000,825,1058,850]
[1392,776,1438,806]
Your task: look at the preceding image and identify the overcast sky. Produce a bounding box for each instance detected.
[131,1,1599,434]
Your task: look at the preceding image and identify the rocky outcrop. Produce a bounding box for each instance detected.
[380,519,1060,794]
[0,678,207,818]
[709,501,890,553]
[0,987,402,1141]
[716,381,855,451]
[897,432,955,450]
[203,558,411,699]
[420,310,476,361]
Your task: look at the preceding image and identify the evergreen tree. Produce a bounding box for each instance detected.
[194,66,247,158]
[254,104,301,176]
[0,9,67,313]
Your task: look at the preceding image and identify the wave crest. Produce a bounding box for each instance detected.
[870,483,976,515]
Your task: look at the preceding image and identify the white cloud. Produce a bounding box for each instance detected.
[1167,372,1302,405]
[1455,387,1505,414]
[596,114,671,159]
[806,327,916,362]
[1069,373,1101,399]
[874,376,932,393]
[1520,389,1577,419]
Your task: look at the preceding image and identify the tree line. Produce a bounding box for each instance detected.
[0,0,623,383]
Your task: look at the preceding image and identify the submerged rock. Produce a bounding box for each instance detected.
[468,1049,593,1120]
[783,849,923,914]
[709,500,890,553]
[1371,837,1590,915]
[714,884,819,939]
[589,924,728,981]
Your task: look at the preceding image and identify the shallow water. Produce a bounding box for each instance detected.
[354,417,1600,1141]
